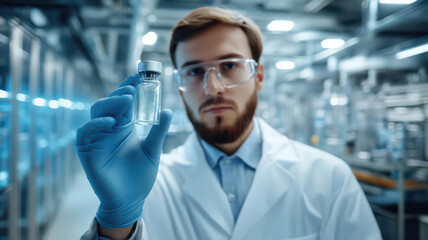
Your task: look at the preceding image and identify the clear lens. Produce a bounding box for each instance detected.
[176,58,256,91]
[219,60,252,85]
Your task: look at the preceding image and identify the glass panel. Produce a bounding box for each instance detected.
[0,22,10,239]
[17,33,31,180]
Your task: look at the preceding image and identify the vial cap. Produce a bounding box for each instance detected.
[138,60,162,75]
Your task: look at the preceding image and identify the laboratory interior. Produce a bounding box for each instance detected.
[0,0,428,239]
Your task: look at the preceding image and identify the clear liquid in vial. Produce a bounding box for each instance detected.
[135,74,161,125]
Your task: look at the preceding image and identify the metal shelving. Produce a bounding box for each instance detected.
[0,15,91,240]
[340,115,428,240]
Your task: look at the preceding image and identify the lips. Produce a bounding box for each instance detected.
[204,105,232,114]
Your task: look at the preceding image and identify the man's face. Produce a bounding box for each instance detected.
[175,24,264,144]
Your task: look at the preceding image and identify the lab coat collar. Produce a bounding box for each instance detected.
[234,119,262,169]
[181,118,300,239]
[258,118,301,165]
[182,133,235,235]
[231,118,300,240]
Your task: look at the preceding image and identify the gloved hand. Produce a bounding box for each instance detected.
[76,74,173,228]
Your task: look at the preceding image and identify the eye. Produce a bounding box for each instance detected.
[222,62,237,70]
[186,67,205,76]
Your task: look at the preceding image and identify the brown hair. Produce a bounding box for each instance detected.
[169,7,263,68]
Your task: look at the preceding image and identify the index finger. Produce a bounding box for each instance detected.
[76,117,116,146]
[119,73,140,87]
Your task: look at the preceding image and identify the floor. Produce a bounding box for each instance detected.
[44,169,99,240]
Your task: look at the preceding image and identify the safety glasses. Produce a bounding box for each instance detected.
[174,58,258,92]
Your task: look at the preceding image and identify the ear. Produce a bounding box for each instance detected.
[255,63,264,91]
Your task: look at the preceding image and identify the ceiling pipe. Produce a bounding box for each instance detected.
[126,0,159,74]
[294,0,428,73]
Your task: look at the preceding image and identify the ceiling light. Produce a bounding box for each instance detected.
[267,20,295,32]
[16,93,27,101]
[142,31,158,46]
[379,0,417,4]
[63,99,73,109]
[276,61,295,70]
[396,43,428,59]
[48,100,59,109]
[76,102,85,110]
[0,33,8,44]
[0,90,9,98]
[58,98,73,108]
[30,8,48,27]
[147,14,157,23]
[321,39,345,49]
[32,98,47,107]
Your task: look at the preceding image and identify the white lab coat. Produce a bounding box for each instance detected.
[81,119,381,240]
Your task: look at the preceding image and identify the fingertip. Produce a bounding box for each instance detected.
[120,94,134,103]
[99,116,117,127]
[90,97,105,119]
[160,109,173,121]
[128,85,136,96]
[108,85,136,97]
[119,74,140,87]
[108,94,134,107]
[75,117,116,146]
[160,109,173,128]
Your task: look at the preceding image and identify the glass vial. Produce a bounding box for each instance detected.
[135,60,162,125]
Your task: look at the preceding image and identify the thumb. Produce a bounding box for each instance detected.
[142,109,173,158]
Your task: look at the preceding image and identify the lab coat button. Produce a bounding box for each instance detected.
[228,193,236,202]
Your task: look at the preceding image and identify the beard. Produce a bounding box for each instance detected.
[183,89,258,145]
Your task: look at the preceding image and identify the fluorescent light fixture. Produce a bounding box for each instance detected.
[58,98,73,108]
[64,99,73,109]
[147,14,157,23]
[0,171,8,182]
[58,98,66,107]
[76,101,85,110]
[330,96,349,106]
[276,61,295,70]
[16,93,27,101]
[0,89,9,98]
[321,39,345,49]
[379,0,417,4]
[48,100,59,109]
[32,98,47,107]
[0,33,8,44]
[396,43,428,59]
[267,20,295,32]
[300,68,314,79]
[70,102,77,110]
[30,8,48,27]
[142,31,158,46]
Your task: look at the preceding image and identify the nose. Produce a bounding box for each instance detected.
[203,68,225,96]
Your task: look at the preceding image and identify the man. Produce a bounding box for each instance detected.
[78,7,381,240]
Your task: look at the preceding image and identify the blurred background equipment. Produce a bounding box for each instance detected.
[1,0,428,239]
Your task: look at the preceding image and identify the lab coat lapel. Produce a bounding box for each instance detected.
[231,119,300,240]
[181,134,234,236]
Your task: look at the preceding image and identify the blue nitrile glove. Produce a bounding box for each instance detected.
[76,74,173,228]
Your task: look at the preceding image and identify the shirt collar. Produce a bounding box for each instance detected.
[199,118,262,170]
